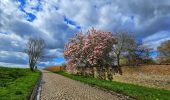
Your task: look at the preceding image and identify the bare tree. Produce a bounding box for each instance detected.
[113,32,152,67]
[25,38,45,71]
[112,32,135,74]
[113,32,134,66]
[124,40,153,66]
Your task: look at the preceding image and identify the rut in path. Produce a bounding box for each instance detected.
[40,70,130,100]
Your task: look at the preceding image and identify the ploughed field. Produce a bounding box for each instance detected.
[0,66,40,100]
[113,65,170,90]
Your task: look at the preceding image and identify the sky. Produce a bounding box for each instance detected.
[0,0,170,68]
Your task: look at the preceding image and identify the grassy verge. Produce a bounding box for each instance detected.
[52,70,170,100]
[0,66,40,100]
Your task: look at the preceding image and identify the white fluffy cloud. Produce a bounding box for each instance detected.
[0,0,170,68]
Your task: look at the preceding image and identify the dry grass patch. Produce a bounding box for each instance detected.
[44,66,64,71]
[113,65,170,90]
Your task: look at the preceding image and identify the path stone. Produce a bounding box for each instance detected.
[40,70,129,100]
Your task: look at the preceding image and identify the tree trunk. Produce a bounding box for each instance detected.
[82,67,86,76]
[29,59,35,71]
[108,67,113,81]
[30,66,34,71]
[116,52,122,67]
[104,68,108,80]
[117,54,120,67]
[117,54,122,75]
[92,67,97,78]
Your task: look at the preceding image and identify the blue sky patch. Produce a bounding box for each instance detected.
[31,5,43,12]
[64,16,77,25]
[18,0,26,7]
[17,0,40,22]
[63,16,81,30]
[150,51,158,59]
[26,13,36,22]
[31,0,43,11]
[53,57,65,63]
[18,0,26,12]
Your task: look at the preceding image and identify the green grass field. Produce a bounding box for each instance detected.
[0,66,40,100]
[53,70,170,100]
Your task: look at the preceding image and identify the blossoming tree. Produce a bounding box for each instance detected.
[64,33,84,73]
[64,28,116,79]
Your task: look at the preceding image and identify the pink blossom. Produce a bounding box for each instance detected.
[64,28,116,69]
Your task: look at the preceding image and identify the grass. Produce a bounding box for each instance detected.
[52,70,170,100]
[0,66,40,100]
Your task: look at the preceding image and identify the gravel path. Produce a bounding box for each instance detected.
[40,70,128,100]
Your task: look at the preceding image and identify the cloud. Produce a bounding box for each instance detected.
[0,50,27,64]
[0,0,78,67]
[0,0,170,68]
[42,48,64,62]
[143,31,170,50]
[0,62,28,68]
[53,0,170,36]
[0,33,26,52]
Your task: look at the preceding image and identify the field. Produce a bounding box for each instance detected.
[113,65,170,90]
[0,66,40,100]
[44,66,64,71]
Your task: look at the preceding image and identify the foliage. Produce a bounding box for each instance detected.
[64,33,84,71]
[112,32,153,67]
[124,40,152,66]
[82,28,116,67]
[0,66,40,100]
[64,28,116,67]
[64,28,154,78]
[157,40,170,63]
[54,70,170,100]
[64,28,116,77]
